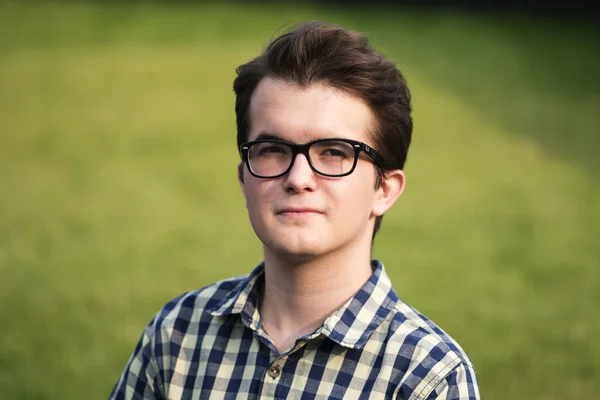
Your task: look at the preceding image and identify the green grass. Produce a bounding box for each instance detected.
[0,3,598,399]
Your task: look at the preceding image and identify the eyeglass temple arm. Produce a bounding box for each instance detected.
[358,143,384,167]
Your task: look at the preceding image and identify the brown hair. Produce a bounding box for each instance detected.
[233,21,413,240]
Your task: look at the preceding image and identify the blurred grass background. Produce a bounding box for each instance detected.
[0,2,598,399]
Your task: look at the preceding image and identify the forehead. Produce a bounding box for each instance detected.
[248,77,375,144]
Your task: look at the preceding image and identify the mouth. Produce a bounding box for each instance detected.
[277,208,323,217]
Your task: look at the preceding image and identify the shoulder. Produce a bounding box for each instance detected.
[388,300,474,364]
[383,300,478,399]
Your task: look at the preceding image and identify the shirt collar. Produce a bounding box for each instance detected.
[206,263,265,330]
[205,260,399,349]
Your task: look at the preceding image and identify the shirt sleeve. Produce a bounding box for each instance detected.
[109,320,164,400]
[422,363,480,400]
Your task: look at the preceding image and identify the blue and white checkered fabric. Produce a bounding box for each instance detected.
[110,260,480,399]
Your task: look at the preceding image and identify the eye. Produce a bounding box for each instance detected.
[261,146,286,154]
[253,142,289,156]
[322,148,348,158]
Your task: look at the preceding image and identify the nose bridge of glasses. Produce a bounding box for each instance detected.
[294,142,313,159]
[289,144,313,173]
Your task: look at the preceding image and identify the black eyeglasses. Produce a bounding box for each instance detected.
[239,138,384,178]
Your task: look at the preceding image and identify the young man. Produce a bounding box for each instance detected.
[110,22,480,399]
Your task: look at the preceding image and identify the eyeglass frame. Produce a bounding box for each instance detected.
[239,137,385,178]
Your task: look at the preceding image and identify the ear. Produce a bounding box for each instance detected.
[238,161,248,206]
[371,169,406,217]
[238,161,245,185]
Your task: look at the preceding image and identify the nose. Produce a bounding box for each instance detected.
[283,153,317,192]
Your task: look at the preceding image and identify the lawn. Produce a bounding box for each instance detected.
[0,3,598,399]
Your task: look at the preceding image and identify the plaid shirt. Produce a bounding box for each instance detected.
[110,260,480,399]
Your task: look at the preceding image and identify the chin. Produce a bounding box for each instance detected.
[263,234,332,260]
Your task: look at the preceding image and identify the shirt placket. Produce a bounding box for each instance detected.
[259,357,286,399]
[257,338,309,400]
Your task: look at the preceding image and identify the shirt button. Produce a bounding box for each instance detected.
[268,365,281,378]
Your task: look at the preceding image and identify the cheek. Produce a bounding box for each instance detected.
[330,179,376,216]
[244,180,274,214]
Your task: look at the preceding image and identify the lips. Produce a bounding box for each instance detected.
[277,207,323,216]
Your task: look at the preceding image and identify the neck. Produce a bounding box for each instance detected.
[259,244,373,354]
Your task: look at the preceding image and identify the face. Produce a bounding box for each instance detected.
[239,77,403,260]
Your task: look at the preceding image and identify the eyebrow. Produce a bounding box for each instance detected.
[254,132,288,142]
[253,131,345,144]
